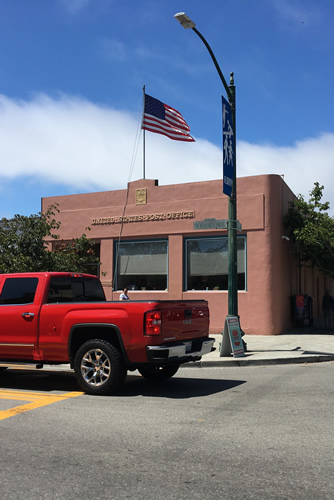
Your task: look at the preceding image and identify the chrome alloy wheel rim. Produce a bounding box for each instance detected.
[81,348,111,387]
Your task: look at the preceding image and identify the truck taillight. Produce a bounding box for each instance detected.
[145,310,162,336]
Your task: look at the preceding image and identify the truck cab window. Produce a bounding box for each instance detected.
[47,276,106,303]
[0,278,39,305]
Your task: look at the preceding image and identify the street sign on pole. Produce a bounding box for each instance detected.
[193,218,242,231]
[222,95,234,197]
[193,218,228,230]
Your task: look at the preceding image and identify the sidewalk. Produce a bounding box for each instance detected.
[192,327,334,367]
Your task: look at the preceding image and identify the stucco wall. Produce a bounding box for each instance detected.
[42,174,325,335]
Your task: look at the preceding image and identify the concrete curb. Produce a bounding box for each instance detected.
[183,354,334,368]
[177,332,334,368]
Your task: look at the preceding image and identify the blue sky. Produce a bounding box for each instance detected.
[1,0,334,218]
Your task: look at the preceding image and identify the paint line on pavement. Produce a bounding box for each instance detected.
[0,390,84,421]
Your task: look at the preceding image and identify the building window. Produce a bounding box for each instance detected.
[185,236,246,291]
[115,240,168,291]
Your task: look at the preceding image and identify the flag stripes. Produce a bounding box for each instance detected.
[142,94,195,142]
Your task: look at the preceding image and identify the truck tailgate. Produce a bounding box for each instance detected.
[159,300,209,341]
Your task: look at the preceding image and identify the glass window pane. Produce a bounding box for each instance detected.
[0,278,38,304]
[116,240,168,291]
[47,276,106,303]
[188,239,228,276]
[186,236,246,291]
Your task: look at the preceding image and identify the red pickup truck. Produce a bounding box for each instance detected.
[0,272,214,395]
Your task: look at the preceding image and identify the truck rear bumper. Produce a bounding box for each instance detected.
[146,337,215,364]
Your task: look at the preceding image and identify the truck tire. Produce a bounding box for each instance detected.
[74,339,127,395]
[138,363,180,382]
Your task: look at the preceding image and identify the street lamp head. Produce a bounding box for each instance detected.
[174,12,196,29]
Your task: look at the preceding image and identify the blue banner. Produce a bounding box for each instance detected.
[222,96,234,197]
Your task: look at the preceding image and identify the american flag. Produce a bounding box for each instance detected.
[142,94,195,142]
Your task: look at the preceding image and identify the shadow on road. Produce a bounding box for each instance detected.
[0,368,246,398]
[117,373,246,399]
[0,368,79,393]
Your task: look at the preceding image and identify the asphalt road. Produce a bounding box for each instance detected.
[0,363,333,499]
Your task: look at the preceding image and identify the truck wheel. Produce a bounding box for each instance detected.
[138,363,180,382]
[74,339,127,395]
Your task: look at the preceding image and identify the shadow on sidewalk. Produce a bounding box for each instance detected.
[282,326,334,335]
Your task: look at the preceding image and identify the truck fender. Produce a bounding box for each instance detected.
[68,323,130,368]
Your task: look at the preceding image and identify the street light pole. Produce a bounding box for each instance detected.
[174,12,238,318]
[227,75,238,318]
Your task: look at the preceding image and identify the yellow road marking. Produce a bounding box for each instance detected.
[0,390,83,421]
[0,364,71,371]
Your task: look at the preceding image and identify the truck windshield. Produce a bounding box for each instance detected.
[47,276,106,303]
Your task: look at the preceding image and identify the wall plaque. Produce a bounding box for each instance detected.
[136,188,147,205]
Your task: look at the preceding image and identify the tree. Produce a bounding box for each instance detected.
[0,205,100,274]
[284,182,334,277]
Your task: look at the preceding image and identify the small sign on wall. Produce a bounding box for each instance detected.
[220,316,245,357]
[136,188,147,205]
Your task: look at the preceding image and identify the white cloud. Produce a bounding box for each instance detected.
[0,93,333,213]
[238,135,334,209]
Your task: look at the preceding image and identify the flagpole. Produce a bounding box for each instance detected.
[142,85,146,179]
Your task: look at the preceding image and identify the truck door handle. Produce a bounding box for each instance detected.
[22,312,35,318]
